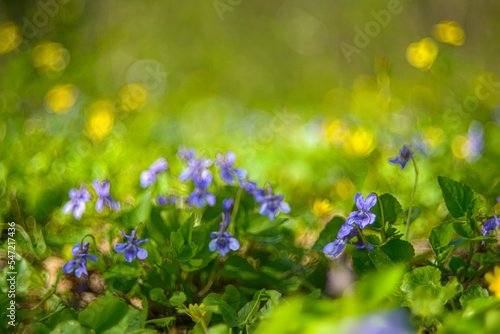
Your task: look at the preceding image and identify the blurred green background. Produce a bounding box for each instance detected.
[1,0,500,247]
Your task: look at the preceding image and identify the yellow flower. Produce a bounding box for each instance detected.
[0,22,22,54]
[343,127,376,157]
[485,266,500,297]
[434,21,465,46]
[86,101,114,141]
[185,303,207,322]
[32,41,70,72]
[312,198,333,218]
[406,38,438,70]
[44,84,78,114]
[119,83,148,111]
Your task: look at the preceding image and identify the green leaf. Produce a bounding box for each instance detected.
[434,245,454,266]
[380,239,415,263]
[168,291,187,307]
[351,249,376,275]
[372,193,404,227]
[449,256,466,275]
[78,293,129,332]
[369,249,394,270]
[429,222,454,252]
[312,216,345,250]
[364,234,382,246]
[472,253,500,265]
[453,222,472,238]
[171,231,198,263]
[145,316,175,325]
[400,266,443,307]
[222,285,241,311]
[203,293,238,327]
[246,217,289,235]
[150,288,169,305]
[49,320,92,334]
[438,176,482,218]
[460,285,489,309]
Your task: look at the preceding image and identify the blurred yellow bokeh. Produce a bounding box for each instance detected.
[323,119,348,146]
[44,84,78,114]
[451,135,472,160]
[311,198,333,218]
[0,22,22,54]
[424,126,445,149]
[406,38,438,70]
[343,127,376,157]
[86,101,115,141]
[434,21,465,46]
[32,41,70,73]
[119,83,148,111]
[485,266,500,298]
[335,177,355,200]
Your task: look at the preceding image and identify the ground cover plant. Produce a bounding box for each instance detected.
[1,1,500,333]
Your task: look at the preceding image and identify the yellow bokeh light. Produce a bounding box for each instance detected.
[86,101,115,141]
[451,135,472,160]
[343,127,376,157]
[434,21,465,46]
[44,84,78,114]
[424,126,445,149]
[0,22,22,54]
[406,38,438,70]
[485,266,500,298]
[323,119,348,145]
[32,41,70,72]
[335,177,355,201]
[119,83,148,111]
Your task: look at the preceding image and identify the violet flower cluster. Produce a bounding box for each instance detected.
[323,193,377,257]
[244,182,290,221]
[63,180,120,220]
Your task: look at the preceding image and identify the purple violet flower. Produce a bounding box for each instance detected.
[140,158,168,188]
[481,214,500,242]
[346,193,377,229]
[63,241,98,278]
[63,185,91,220]
[389,144,413,170]
[323,238,347,257]
[243,181,265,202]
[115,224,149,262]
[178,147,195,161]
[209,222,240,257]
[189,170,216,208]
[257,187,291,221]
[92,180,120,212]
[323,193,377,258]
[215,151,247,185]
[179,157,212,182]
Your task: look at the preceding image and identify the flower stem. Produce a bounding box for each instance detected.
[405,155,419,241]
[229,186,244,234]
[354,223,371,253]
[377,194,387,242]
